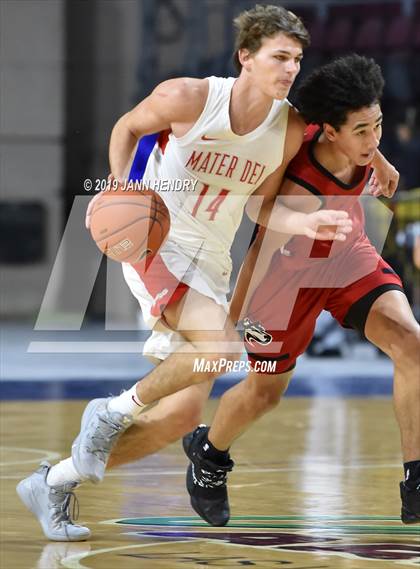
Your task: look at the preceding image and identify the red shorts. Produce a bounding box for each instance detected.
[244,237,404,374]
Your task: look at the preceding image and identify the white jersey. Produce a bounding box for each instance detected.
[131,76,291,306]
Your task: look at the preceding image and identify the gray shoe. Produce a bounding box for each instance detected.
[71,397,132,483]
[16,462,90,542]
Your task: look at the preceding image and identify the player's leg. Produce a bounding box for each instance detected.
[364,290,420,462]
[106,330,214,468]
[182,278,323,526]
[133,288,242,403]
[107,379,213,468]
[207,367,293,450]
[363,290,420,523]
[16,353,213,542]
[71,288,242,484]
[182,368,293,526]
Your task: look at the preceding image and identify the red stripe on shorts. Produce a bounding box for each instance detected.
[131,254,189,317]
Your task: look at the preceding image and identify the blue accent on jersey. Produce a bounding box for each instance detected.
[128,133,159,181]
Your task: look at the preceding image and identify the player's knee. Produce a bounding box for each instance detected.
[190,331,242,379]
[248,376,287,412]
[221,330,242,366]
[166,404,203,438]
[389,323,420,367]
[213,329,242,363]
[257,386,283,411]
[252,370,293,411]
[178,409,203,436]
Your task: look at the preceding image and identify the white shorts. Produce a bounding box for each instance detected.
[122,242,230,360]
[143,328,188,360]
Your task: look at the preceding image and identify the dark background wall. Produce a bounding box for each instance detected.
[1,0,419,323]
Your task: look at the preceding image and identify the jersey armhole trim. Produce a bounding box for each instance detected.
[172,77,215,146]
[285,173,322,196]
[285,173,325,205]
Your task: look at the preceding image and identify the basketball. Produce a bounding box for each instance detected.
[89,186,170,263]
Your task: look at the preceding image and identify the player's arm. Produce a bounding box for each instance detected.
[229,177,317,324]
[231,109,305,323]
[230,177,349,322]
[86,78,208,228]
[231,164,352,324]
[245,106,303,230]
[245,108,352,240]
[109,77,208,178]
[369,149,399,198]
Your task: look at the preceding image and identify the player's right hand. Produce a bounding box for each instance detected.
[304,209,353,241]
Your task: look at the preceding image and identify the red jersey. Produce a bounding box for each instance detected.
[284,125,372,262]
[244,126,403,374]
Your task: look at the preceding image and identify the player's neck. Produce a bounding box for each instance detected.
[229,75,274,135]
[315,134,359,185]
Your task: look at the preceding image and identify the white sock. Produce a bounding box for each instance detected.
[107,384,147,417]
[46,457,86,487]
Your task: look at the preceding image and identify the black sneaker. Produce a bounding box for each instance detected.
[400,481,420,524]
[183,425,234,527]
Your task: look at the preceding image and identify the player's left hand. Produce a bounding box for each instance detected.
[303,210,353,241]
[369,164,399,198]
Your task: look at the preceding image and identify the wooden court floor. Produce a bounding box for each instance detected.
[1,398,419,568]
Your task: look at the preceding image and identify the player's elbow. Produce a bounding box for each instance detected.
[112,112,141,141]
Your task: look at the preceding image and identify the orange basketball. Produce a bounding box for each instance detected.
[90,187,170,263]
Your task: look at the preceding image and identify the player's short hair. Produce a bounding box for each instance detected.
[296,54,385,129]
[233,4,310,73]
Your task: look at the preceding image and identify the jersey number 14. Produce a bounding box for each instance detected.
[191,185,230,221]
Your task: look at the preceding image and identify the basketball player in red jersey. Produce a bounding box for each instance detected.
[183,55,420,527]
[16,5,399,540]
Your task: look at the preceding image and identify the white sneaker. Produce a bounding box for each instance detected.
[16,462,91,541]
[71,398,132,483]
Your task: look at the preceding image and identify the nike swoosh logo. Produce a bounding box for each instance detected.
[201,135,220,141]
[131,395,142,407]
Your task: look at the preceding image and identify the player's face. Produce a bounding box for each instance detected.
[328,104,383,166]
[243,33,303,99]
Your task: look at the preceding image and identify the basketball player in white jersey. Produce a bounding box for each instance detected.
[17,5,398,541]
